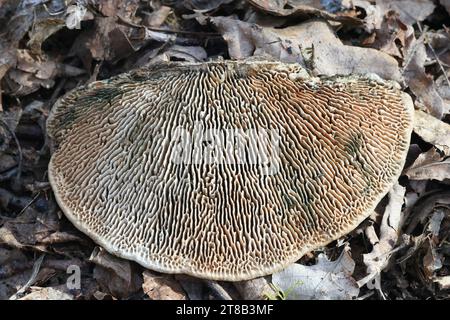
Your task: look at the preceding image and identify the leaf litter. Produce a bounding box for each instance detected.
[0,0,449,300]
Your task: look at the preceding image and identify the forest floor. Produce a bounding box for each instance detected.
[0,0,449,300]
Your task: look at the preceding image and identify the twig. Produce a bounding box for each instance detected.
[16,192,41,217]
[9,254,45,300]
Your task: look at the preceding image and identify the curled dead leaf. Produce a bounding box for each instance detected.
[248,0,362,25]
[272,246,359,300]
[405,148,450,182]
[142,270,187,300]
[413,110,450,156]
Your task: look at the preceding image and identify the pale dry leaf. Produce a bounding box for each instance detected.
[144,6,172,27]
[19,286,73,300]
[272,246,359,300]
[370,11,407,58]
[413,110,450,156]
[405,148,450,181]
[274,19,402,80]
[4,49,84,96]
[65,3,88,30]
[196,15,306,65]
[353,0,384,32]
[201,16,402,81]
[248,0,362,25]
[428,209,445,237]
[403,33,449,118]
[174,275,204,300]
[142,270,187,300]
[357,182,405,289]
[434,275,450,289]
[378,0,435,26]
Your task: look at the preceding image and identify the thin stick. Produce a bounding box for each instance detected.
[9,254,46,300]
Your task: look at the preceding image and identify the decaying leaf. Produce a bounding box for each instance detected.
[274,19,402,80]
[90,247,142,299]
[405,190,450,234]
[234,277,272,300]
[368,10,407,58]
[378,0,435,26]
[200,16,401,81]
[65,3,88,30]
[248,0,362,25]
[403,33,449,118]
[434,276,450,290]
[413,110,450,156]
[272,246,359,300]
[0,0,449,301]
[3,49,85,96]
[196,15,307,65]
[405,148,450,182]
[0,207,85,252]
[142,270,187,300]
[357,182,406,297]
[19,286,73,300]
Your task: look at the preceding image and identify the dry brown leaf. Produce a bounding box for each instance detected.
[0,207,84,252]
[143,6,172,28]
[248,0,362,25]
[413,110,450,156]
[403,33,449,118]
[90,247,142,299]
[405,148,450,181]
[378,0,435,26]
[200,16,401,81]
[70,16,139,69]
[197,15,306,64]
[274,19,402,80]
[4,49,85,96]
[370,11,407,58]
[142,270,187,300]
[234,277,272,300]
[357,182,406,297]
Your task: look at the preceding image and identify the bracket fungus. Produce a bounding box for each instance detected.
[47,60,414,281]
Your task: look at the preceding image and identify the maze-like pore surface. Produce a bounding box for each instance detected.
[47,61,413,281]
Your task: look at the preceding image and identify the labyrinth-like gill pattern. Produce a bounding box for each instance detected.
[47,61,414,281]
